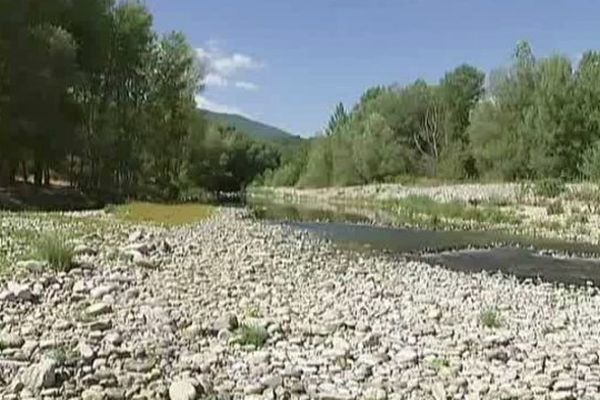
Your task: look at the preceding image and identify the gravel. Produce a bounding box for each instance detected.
[1,208,600,399]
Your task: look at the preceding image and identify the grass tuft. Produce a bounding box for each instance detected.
[480,308,502,329]
[233,324,269,348]
[114,202,215,226]
[35,234,74,272]
[429,357,450,371]
[532,179,566,198]
[246,305,263,318]
[546,200,564,216]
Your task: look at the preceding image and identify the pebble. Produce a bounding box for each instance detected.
[0,208,599,400]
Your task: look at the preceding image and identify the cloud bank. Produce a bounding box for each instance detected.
[196,45,262,91]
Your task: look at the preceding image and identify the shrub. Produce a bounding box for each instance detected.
[546,200,564,216]
[579,141,600,181]
[233,324,269,348]
[35,235,74,272]
[565,213,589,226]
[103,204,117,214]
[480,308,502,329]
[532,179,566,198]
[570,205,581,214]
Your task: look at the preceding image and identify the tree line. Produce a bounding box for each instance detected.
[265,42,600,187]
[0,0,281,199]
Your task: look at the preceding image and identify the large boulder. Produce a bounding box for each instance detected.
[169,380,198,400]
[21,358,57,391]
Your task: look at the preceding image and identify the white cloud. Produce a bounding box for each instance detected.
[196,44,262,90]
[234,81,259,91]
[203,73,228,87]
[213,53,261,76]
[195,95,251,118]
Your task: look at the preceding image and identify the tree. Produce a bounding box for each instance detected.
[325,102,348,136]
[297,135,332,188]
[413,88,447,176]
[440,64,485,142]
[145,32,201,198]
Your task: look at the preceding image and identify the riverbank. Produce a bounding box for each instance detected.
[251,182,600,244]
[0,184,103,212]
[2,209,600,399]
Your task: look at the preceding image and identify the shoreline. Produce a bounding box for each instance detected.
[251,183,600,245]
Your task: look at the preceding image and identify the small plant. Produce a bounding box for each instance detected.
[546,200,564,216]
[429,357,450,371]
[246,305,262,318]
[233,324,269,348]
[480,308,502,329]
[103,204,117,214]
[538,220,563,231]
[486,197,510,207]
[533,178,566,198]
[48,346,79,366]
[566,213,589,226]
[35,234,74,272]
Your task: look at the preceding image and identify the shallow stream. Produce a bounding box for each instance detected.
[250,200,600,286]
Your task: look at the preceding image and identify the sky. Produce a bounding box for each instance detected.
[144,0,600,137]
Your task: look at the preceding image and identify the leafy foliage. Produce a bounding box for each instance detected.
[0,1,284,197]
[267,41,600,188]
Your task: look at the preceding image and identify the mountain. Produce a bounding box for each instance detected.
[201,110,302,144]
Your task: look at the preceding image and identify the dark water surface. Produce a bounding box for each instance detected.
[250,200,600,286]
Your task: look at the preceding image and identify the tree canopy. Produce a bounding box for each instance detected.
[0,0,285,198]
[266,42,600,187]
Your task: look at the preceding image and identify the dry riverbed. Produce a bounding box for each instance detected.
[1,208,600,399]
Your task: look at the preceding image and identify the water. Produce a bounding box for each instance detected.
[250,199,600,286]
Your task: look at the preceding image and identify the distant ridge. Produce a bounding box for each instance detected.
[201,109,302,143]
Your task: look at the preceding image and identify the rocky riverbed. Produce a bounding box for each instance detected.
[2,209,600,399]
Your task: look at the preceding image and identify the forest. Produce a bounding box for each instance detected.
[4,1,600,197]
[0,0,281,200]
[265,42,600,187]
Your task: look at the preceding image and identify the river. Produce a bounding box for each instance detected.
[249,199,600,286]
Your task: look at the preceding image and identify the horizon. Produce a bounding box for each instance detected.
[145,0,600,137]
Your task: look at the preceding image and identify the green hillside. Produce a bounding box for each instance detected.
[201,109,302,144]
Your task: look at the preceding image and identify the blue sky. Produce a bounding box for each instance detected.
[145,0,599,137]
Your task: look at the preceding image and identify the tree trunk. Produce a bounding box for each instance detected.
[34,160,42,186]
[0,159,10,187]
[21,161,27,184]
[43,167,50,186]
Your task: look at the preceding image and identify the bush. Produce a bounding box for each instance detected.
[546,200,564,216]
[480,308,501,329]
[103,204,117,214]
[35,235,74,272]
[532,179,566,198]
[233,324,269,348]
[565,213,589,226]
[579,141,600,181]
